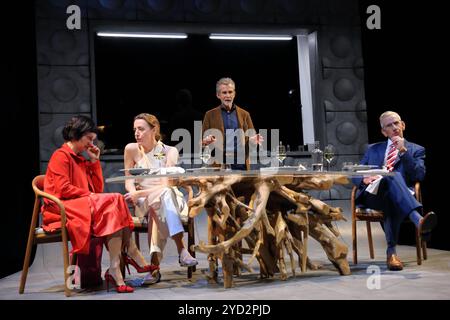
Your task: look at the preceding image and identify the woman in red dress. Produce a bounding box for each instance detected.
[42,115,155,293]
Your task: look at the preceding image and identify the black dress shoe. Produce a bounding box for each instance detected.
[419,211,437,242]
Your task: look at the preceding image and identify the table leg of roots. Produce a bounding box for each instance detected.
[177,174,351,288]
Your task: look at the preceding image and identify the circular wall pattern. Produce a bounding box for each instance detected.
[336,121,358,145]
[39,113,53,127]
[52,126,65,147]
[330,35,352,58]
[333,78,355,101]
[51,78,79,102]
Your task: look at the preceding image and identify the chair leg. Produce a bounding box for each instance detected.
[422,241,428,260]
[19,234,35,294]
[20,198,40,295]
[366,221,375,259]
[352,217,357,265]
[415,229,422,265]
[61,238,71,297]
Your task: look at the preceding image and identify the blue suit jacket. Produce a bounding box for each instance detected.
[353,140,426,200]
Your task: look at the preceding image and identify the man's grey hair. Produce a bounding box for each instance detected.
[216,77,235,94]
[379,111,401,128]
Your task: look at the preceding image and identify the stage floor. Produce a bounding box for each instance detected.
[2,201,450,300]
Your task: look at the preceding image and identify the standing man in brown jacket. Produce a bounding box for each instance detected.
[202,77,263,170]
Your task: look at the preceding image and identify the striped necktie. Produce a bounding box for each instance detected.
[385,143,398,172]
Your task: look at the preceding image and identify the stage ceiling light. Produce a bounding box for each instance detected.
[209,33,293,41]
[97,32,188,39]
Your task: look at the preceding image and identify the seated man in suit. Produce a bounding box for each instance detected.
[353,111,437,271]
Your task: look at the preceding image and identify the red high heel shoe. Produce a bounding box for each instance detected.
[104,269,134,293]
[122,253,160,274]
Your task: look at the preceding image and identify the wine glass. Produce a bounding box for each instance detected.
[200,146,211,168]
[276,142,287,167]
[323,144,335,171]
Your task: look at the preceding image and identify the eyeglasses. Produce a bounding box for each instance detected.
[383,120,401,129]
[220,90,235,94]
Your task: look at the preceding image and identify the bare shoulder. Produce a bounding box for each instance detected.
[124,143,140,157]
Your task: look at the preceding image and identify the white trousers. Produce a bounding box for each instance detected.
[144,188,185,261]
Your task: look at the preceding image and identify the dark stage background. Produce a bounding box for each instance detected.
[359,0,447,249]
[94,35,302,152]
[1,1,448,280]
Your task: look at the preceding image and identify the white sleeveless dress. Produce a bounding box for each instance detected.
[134,141,185,261]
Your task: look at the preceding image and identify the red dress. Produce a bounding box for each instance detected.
[42,144,134,254]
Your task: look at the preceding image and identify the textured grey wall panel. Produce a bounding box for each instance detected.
[230,0,275,23]
[137,0,184,21]
[39,113,91,161]
[321,68,365,112]
[184,0,231,23]
[38,66,91,113]
[325,112,368,156]
[36,0,88,19]
[319,27,363,69]
[36,19,89,66]
[275,0,319,24]
[88,0,137,19]
[40,162,49,175]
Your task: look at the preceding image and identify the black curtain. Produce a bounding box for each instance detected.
[1,2,39,279]
[359,0,448,249]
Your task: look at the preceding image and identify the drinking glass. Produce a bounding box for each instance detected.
[323,144,335,171]
[276,143,287,167]
[200,146,211,168]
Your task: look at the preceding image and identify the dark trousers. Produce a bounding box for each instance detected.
[356,172,422,252]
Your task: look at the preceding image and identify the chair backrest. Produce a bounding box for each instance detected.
[33,175,45,191]
[31,174,67,231]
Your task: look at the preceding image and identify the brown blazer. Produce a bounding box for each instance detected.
[202,105,255,170]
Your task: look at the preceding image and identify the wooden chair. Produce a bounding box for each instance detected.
[132,185,196,279]
[19,175,75,297]
[351,182,427,265]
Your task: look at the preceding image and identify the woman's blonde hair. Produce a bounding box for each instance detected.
[134,113,161,141]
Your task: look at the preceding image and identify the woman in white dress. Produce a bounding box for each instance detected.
[123,113,198,283]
